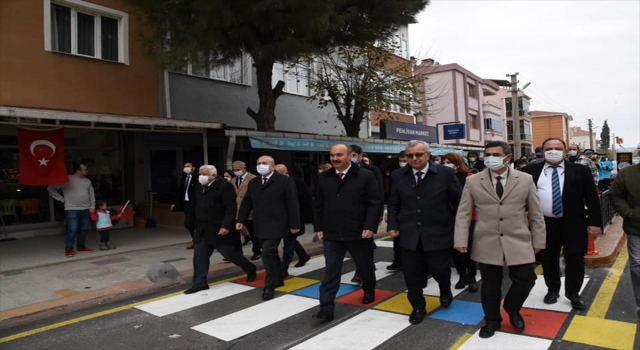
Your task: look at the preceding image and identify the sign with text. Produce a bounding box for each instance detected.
[380,120,437,143]
[443,124,466,140]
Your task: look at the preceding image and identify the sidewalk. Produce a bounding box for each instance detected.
[0,217,626,328]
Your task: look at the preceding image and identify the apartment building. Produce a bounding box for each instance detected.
[530,110,573,150]
[485,83,534,157]
[570,126,598,150]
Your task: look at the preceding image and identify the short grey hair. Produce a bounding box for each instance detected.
[232,160,246,168]
[406,140,430,151]
[199,165,217,175]
[259,156,275,165]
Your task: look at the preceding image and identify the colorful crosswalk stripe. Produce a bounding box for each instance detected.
[341,261,396,284]
[522,277,589,312]
[458,330,553,349]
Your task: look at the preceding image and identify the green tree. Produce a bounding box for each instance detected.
[301,43,424,137]
[125,0,429,131]
[600,119,610,151]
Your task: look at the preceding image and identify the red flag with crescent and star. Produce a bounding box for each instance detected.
[18,127,68,186]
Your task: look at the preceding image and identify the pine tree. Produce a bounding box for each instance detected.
[600,119,610,151]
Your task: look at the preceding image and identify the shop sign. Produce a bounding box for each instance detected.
[380,120,438,143]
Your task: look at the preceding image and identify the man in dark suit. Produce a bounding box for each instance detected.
[387,140,462,325]
[184,165,256,294]
[522,138,602,309]
[312,144,382,322]
[171,161,198,249]
[237,156,300,301]
[467,151,486,172]
[387,150,409,271]
[274,164,313,278]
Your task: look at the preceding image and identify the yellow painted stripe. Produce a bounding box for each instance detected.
[535,264,543,275]
[586,244,628,318]
[0,270,263,344]
[449,333,473,350]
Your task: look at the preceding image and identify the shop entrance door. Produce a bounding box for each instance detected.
[149,150,178,204]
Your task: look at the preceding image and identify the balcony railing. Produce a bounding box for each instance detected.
[506,110,531,118]
[507,133,533,141]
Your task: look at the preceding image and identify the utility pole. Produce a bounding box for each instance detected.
[587,118,594,149]
[612,133,616,155]
[507,72,521,159]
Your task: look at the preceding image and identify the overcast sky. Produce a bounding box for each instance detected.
[409,0,640,150]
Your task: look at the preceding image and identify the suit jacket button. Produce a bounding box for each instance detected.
[417,196,420,200]
[417,222,421,225]
[499,218,503,221]
[417,209,421,213]
[500,233,504,236]
[499,202,503,205]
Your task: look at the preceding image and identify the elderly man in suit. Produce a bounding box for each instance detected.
[231,160,260,259]
[387,140,462,325]
[237,156,300,301]
[522,138,602,310]
[171,162,198,249]
[455,141,546,338]
[184,165,257,294]
[312,144,382,322]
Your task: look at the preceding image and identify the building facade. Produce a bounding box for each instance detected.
[485,85,534,157]
[569,126,597,150]
[530,110,573,150]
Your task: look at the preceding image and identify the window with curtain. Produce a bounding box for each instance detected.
[51,3,71,53]
[77,12,95,57]
[101,16,119,61]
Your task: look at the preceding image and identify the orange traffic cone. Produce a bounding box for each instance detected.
[586,235,599,255]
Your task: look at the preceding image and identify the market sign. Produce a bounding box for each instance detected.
[443,124,466,140]
[380,120,438,143]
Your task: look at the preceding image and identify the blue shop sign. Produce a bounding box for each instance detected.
[443,124,466,140]
[380,120,438,143]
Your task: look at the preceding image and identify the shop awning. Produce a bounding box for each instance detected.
[0,106,224,133]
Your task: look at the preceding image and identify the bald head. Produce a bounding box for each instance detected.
[274,164,288,175]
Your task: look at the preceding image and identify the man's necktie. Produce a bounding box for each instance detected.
[262,177,268,185]
[185,175,191,199]
[416,171,423,188]
[237,177,242,188]
[338,172,344,180]
[551,166,563,216]
[495,176,504,199]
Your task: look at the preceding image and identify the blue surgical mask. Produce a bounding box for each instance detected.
[351,157,359,164]
[484,156,506,171]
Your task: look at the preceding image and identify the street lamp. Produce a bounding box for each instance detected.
[507,73,530,159]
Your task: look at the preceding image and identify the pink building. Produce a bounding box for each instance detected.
[414,61,501,149]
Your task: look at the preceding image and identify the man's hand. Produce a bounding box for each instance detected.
[388,230,399,238]
[587,226,602,237]
[290,228,300,234]
[456,247,467,253]
[235,223,244,231]
[316,231,323,241]
[170,204,175,211]
[362,229,375,239]
[89,208,95,214]
[534,248,542,254]
[218,228,230,235]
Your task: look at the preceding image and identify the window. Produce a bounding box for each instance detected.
[467,83,477,98]
[45,1,129,64]
[469,113,478,129]
[272,62,310,96]
[177,55,250,85]
[484,117,503,134]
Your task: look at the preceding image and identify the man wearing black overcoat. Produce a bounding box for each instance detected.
[237,156,300,301]
[171,161,198,249]
[387,140,462,325]
[311,144,382,322]
[184,165,256,294]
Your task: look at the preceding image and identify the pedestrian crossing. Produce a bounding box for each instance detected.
[131,243,634,349]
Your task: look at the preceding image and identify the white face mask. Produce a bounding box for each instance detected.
[469,157,477,162]
[399,162,408,168]
[545,150,565,164]
[184,167,192,174]
[318,169,324,174]
[233,170,243,177]
[351,157,359,164]
[568,150,578,157]
[224,177,231,182]
[484,156,506,171]
[256,164,271,176]
[444,163,456,169]
[198,175,209,185]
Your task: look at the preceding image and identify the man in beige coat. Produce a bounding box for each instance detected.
[231,160,260,260]
[455,141,545,339]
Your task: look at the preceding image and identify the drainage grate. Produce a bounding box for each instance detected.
[90,257,131,266]
[161,258,186,263]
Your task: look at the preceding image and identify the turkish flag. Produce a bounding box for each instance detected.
[18,127,68,186]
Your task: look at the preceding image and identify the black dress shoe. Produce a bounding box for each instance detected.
[362,292,375,304]
[468,276,478,293]
[242,237,251,246]
[566,294,586,310]
[544,291,559,304]
[386,263,402,271]
[246,270,257,282]
[184,284,209,294]
[275,280,285,288]
[294,257,310,268]
[312,310,334,322]
[506,310,525,331]
[454,275,467,289]
[351,275,363,284]
[409,309,426,325]
[440,291,453,308]
[262,288,274,300]
[479,323,501,338]
[250,253,261,261]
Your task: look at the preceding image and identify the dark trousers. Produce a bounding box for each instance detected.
[542,217,585,295]
[392,236,402,265]
[183,202,195,239]
[479,262,536,325]
[279,234,310,277]
[402,244,451,311]
[192,240,256,287]
[99,230,111,243]
[452,220,477,277]
[260,238,282,289]
[320,239,375,313]
[245,220,261,254]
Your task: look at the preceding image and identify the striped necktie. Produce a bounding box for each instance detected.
[551,166,563,216]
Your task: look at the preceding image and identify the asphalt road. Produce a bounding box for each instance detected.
[0,242,637,350]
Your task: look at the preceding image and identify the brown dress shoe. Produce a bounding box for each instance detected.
[186,241,195,249]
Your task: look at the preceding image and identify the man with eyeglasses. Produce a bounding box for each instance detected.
[387,140,462,325]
